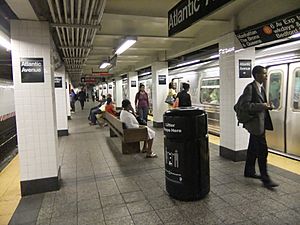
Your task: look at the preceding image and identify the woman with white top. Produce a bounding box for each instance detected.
[120,99,157,158]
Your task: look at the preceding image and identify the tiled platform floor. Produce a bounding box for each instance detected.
[9,103,300,225]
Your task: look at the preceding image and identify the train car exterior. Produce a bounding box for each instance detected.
[0,79,17,169]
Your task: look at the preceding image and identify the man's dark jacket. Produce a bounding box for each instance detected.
[241,81,273,135]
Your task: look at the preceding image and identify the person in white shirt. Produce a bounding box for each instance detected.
[120,99,157,158]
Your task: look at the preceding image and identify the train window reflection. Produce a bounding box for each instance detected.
[200,78,220,105]
[268,72,282,109]
[292,69,300,110]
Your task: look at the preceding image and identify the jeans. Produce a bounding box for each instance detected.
[138,107,148,123]
[90,108,101,124]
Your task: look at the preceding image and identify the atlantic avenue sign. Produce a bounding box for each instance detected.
[168,0,232,36]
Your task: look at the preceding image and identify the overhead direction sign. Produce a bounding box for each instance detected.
[235,9,300,48]
[168,0,232,36]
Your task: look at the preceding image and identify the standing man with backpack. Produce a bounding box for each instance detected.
[236,65,278,190]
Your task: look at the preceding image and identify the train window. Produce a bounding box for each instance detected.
[292,69,300,110]
[268,72,282,110]
[200,78,220,105]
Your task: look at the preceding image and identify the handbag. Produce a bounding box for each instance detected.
[165,95,175,105]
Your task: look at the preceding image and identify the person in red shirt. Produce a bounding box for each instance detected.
[105,98,116,116]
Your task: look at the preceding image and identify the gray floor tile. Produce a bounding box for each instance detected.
[78,198,102,213]
[126,200,153,215]
[149,195,175,210]
[77,209,104,225]
[251,213,286,225]
[155,207,186,224]
[35,218,51,225]
[50,214,77,225]
[100,194,125,208]
[213,207,248,224]
[122,191,146,203]
[102,204,130,220]
[132,211,163,225]
[105,216,134,225]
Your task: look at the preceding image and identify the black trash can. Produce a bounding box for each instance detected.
[163,107,209,201]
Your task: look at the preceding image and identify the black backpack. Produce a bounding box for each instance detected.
[234,84,255,125]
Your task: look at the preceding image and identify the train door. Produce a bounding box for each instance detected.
[286,62,300,157]
[266,65,288,153]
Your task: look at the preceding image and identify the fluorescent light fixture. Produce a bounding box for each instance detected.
[289,32,300,39]
[139,71,151,76]
[115,37,137,55]
[176,59,200,67]
[0,30,11,51]
[99,62,111,69]
[209,54,219,59]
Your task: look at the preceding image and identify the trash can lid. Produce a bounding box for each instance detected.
[164,107,206,116]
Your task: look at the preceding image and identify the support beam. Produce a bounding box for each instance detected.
[51,23,101,29]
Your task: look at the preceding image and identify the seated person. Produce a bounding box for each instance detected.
[120,99,157,158]
[105,98,116,116]
[89,94,112,125]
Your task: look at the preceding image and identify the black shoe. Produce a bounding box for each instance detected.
[244,173,261,179]
[263,180,279,190]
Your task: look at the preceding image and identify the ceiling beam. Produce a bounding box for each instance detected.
[51,23,102,29]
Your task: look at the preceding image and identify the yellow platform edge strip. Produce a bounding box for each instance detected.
[0,156,21,225]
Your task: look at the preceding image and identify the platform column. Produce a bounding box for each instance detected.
[151,62,168,128]
[128,72,138,106]
[65,73,71,120]
[10,20,60,196]
[54,65,68,136]
[219,32,255,161]
[115,77,123,107]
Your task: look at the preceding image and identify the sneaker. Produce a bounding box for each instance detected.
[89,122,96,126]
[146,153,158,158]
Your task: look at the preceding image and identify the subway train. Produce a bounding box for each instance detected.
[138,40,300,159]
[0,79,17,168]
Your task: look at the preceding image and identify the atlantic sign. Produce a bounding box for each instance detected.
[168,0,232,36]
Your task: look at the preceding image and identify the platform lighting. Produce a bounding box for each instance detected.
[0,30,11,51]
[99,62,111,69]
[139,71,151,76]
[176,59,200,68]
[289,32,300,39]
[115,37,137,55]
[209,54,220,59]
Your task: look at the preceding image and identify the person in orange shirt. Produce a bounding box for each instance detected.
[105,97,116,116]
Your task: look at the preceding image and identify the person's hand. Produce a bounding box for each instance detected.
[265,103,273,110]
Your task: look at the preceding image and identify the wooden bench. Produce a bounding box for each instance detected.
[103,112,148,154]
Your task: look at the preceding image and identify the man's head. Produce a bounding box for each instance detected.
[252,66,267,84]
[122,99,131,109]
[182,82,190,91]
[107,93,112,98]
[102,95,106,99]
[169,82,174,89]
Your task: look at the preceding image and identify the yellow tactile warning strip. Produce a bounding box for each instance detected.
[0,155,21,225]
[268,153,300,175]
[209,134,300,175]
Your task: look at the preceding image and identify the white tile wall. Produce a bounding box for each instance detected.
[219,32,255,151]
[11,20,59,181]
[65,74,71,117]
[54,66,68,130]
[151,62,168,123]
[115,78,123,107]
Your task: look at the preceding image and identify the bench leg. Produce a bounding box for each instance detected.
[110,128,118,137]
[122,142,140,154]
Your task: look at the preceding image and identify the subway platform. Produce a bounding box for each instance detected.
[8,104,300,225]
